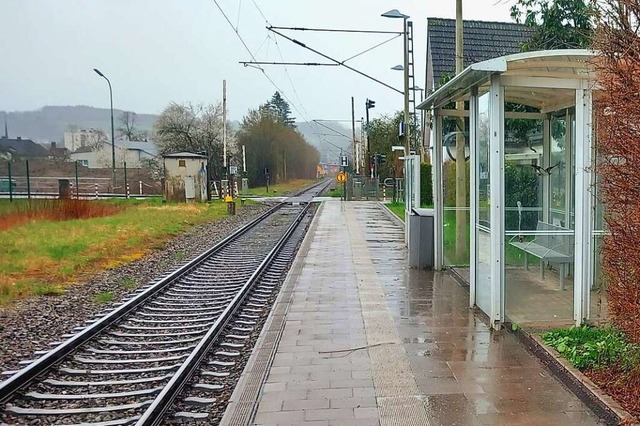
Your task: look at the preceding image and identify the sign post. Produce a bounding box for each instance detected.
[340,155,349,201]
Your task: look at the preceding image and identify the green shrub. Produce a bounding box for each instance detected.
[504,161,539,232]
[443,160,470,207]
[120,278,137,289]
[542,325,640,371]
[34,284,64,297]
[94,291,115,304]
[420,164,433,207]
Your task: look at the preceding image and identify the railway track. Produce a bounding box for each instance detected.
[0,180,329,425]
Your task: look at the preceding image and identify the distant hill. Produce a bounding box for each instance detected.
[2,106,159,143]
[296,121,357,163]
[2,105,349,162]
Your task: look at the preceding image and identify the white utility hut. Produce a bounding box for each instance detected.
[163,152,208,203]
[418,49,604,329]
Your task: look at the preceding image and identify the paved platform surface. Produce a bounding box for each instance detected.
[224,201,603,426]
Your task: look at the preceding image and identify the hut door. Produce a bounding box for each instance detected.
[184,176,195,200]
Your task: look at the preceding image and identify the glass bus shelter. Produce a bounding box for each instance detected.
[418,50,605,329]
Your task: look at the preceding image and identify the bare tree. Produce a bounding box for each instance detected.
[154,102,229,179]
[118,111,138,141]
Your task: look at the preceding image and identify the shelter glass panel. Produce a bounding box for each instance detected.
[476,93,491,315]
[503,95,575,326]
[442,114,470,267]
[549,114,568,226]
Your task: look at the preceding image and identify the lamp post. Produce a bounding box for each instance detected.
[382,9,410,170]
[93,68,116,189]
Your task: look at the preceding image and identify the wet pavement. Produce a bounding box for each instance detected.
[230,201,603,425]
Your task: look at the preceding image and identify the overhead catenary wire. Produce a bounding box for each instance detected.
[267,27,403,95]
[254,34,271,56]
[259,8,337,156]
[240,61,338,66]
[313,120,353,139]
[251,0,270,25]
[214,0,352,163]
[268,26,402,35]
[235,0,242,31]
[341,33,401,63]
[211,0,317,135]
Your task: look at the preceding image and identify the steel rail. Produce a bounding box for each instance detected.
[0,202,283,403]
[139,203,313,425]
[0,179,330,413]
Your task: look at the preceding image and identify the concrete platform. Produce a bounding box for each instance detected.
[222,201,604,426]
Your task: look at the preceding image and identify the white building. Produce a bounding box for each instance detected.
[163,152,208,202]
[63,129,106,152]
[69,139,159,169]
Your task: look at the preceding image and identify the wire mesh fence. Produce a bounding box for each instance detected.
[0,159,162,200]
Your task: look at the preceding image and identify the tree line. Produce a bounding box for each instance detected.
[152,92,319,187]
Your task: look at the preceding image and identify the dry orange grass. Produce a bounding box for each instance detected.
[0,199,230,305]
[0,200,121,231]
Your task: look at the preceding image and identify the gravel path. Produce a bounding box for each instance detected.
[0,202,274,375]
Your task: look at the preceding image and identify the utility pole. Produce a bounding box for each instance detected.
[242,145,246,173]
[351,96,357,174]
[403,18,410,167]
[222,80,230,197]
[365,99,376,179]
[366,105,371,177]
[283,149,287,181]
[455,0,467,260]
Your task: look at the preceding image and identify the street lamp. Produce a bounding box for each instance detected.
[93,68,116,190]
[382,9,410,166]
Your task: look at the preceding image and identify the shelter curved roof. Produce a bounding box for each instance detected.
[418,49,596,111]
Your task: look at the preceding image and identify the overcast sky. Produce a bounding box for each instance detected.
[0,0,513,123]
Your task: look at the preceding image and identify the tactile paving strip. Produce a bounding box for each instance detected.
[346,204,433,426]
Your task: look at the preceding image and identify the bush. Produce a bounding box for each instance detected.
[439,159,539,231]
[543,325,640,371]
[421,164,433,206]
[504,161,539,231]
[443,160,470,207]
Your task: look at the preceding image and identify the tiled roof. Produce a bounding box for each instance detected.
[427,18,535,88]
[121,140,159,156]
[0,137,50,157]
[163,152,207,159]
[73,146,95,153]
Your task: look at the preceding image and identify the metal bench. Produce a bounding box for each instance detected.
[509,221,574,290]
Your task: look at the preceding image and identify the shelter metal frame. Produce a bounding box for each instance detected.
[418,50,596,329]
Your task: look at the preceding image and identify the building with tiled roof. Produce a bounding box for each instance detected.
[0,136,50,159]
[425,18,535,94]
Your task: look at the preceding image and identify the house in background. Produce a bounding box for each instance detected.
[48,142,71,160]
[0,135,50,161]
[120,140,159,168]
[63,128,107,152]
[69,139,159,168]
[425,19,535,94]
[421,19,536,156]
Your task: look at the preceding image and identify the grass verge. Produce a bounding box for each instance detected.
[0,198,244,305]
[386,202,405,220]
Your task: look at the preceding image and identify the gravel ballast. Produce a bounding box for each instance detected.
[0,202,274,375]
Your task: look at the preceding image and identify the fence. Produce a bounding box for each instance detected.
[0,159,162,201]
